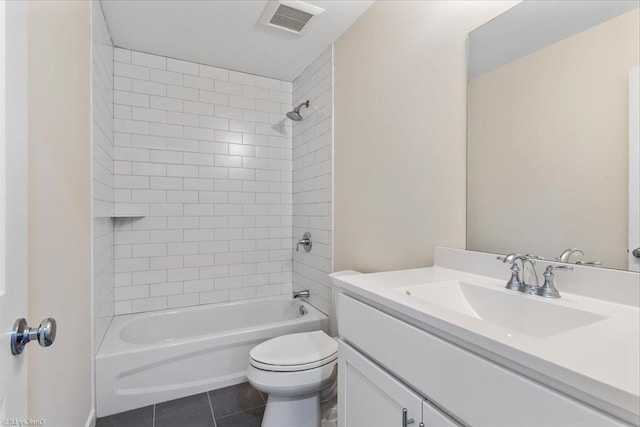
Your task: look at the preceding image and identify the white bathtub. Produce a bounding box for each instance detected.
[96,296,328,417]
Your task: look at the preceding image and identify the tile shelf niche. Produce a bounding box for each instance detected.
[109,206,147,218]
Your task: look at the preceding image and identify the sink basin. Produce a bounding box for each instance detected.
[395,281,606,338]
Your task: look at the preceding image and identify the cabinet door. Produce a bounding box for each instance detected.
[339,340,422,427]
[422,401,459,427]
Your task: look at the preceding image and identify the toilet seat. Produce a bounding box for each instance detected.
[251,353,337,372]
[247,359,337,396]
[249,331,337,372]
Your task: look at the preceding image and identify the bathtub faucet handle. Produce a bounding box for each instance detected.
[296,232,312,252]
[292,290,310,299]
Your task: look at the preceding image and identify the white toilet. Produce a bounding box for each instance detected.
[247,330,338,427]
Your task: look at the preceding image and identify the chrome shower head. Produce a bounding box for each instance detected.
[286,110,303,121]
[286,100,310,121]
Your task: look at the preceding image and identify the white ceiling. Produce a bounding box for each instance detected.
[100,0,373,82]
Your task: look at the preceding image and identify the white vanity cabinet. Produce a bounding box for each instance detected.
[422,401,458,427]
[337,293,628,427]
[339,340,458,427]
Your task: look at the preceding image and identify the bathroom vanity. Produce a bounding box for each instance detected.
[334,248,640,427]
[329,4,639,425]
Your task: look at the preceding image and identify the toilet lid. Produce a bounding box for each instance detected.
[250,331,337,372]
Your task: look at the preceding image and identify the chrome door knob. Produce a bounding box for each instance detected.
[633,248,640,258]
[37,318,56,347]
[11,317,57,355]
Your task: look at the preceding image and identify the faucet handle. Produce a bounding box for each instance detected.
[539,264,572,298]
[505,262,523,291]
[497,254,526,291]
[575,261,602,267]
[544,264,573,274]
[296,232,312,252]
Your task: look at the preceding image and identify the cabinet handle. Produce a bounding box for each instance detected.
[402,408,415,426]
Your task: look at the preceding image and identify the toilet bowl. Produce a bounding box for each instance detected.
[247,330,338,427]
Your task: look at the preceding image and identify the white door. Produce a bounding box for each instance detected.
[0,0,29,421]
[630,66,640,272]
[339,341,423,427]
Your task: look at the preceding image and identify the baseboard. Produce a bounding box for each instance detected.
[85,408,96,427]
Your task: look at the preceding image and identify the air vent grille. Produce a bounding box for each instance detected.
[269,4,314,33]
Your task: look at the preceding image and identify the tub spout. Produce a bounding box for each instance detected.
[293,290,310,299]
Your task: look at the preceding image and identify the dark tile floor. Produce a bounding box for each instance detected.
[96,382,266,427]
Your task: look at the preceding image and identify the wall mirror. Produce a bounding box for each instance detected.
[467,0,640,271]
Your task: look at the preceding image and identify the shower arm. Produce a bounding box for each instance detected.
[295,100,309,111]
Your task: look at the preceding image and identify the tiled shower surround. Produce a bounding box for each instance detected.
[92,3,115,348]
[292,47,334,315]
[111,48,296,314]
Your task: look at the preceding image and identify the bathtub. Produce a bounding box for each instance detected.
[96,296,327,417]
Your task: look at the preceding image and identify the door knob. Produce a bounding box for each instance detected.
[11,317,57,355]
[633,248,640,258]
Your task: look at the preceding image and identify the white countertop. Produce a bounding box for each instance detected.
[334,265,640,424]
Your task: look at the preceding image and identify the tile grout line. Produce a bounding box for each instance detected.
[207,391,218,427]
[215,403,266,421]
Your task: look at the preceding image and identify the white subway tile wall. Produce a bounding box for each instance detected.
[292,46,333,315]
[112,48,294,314]
[92,2,115,351]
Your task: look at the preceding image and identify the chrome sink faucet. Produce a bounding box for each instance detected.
[499,254,572,298]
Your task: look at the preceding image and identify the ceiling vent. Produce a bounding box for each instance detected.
[260,1,325,35]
